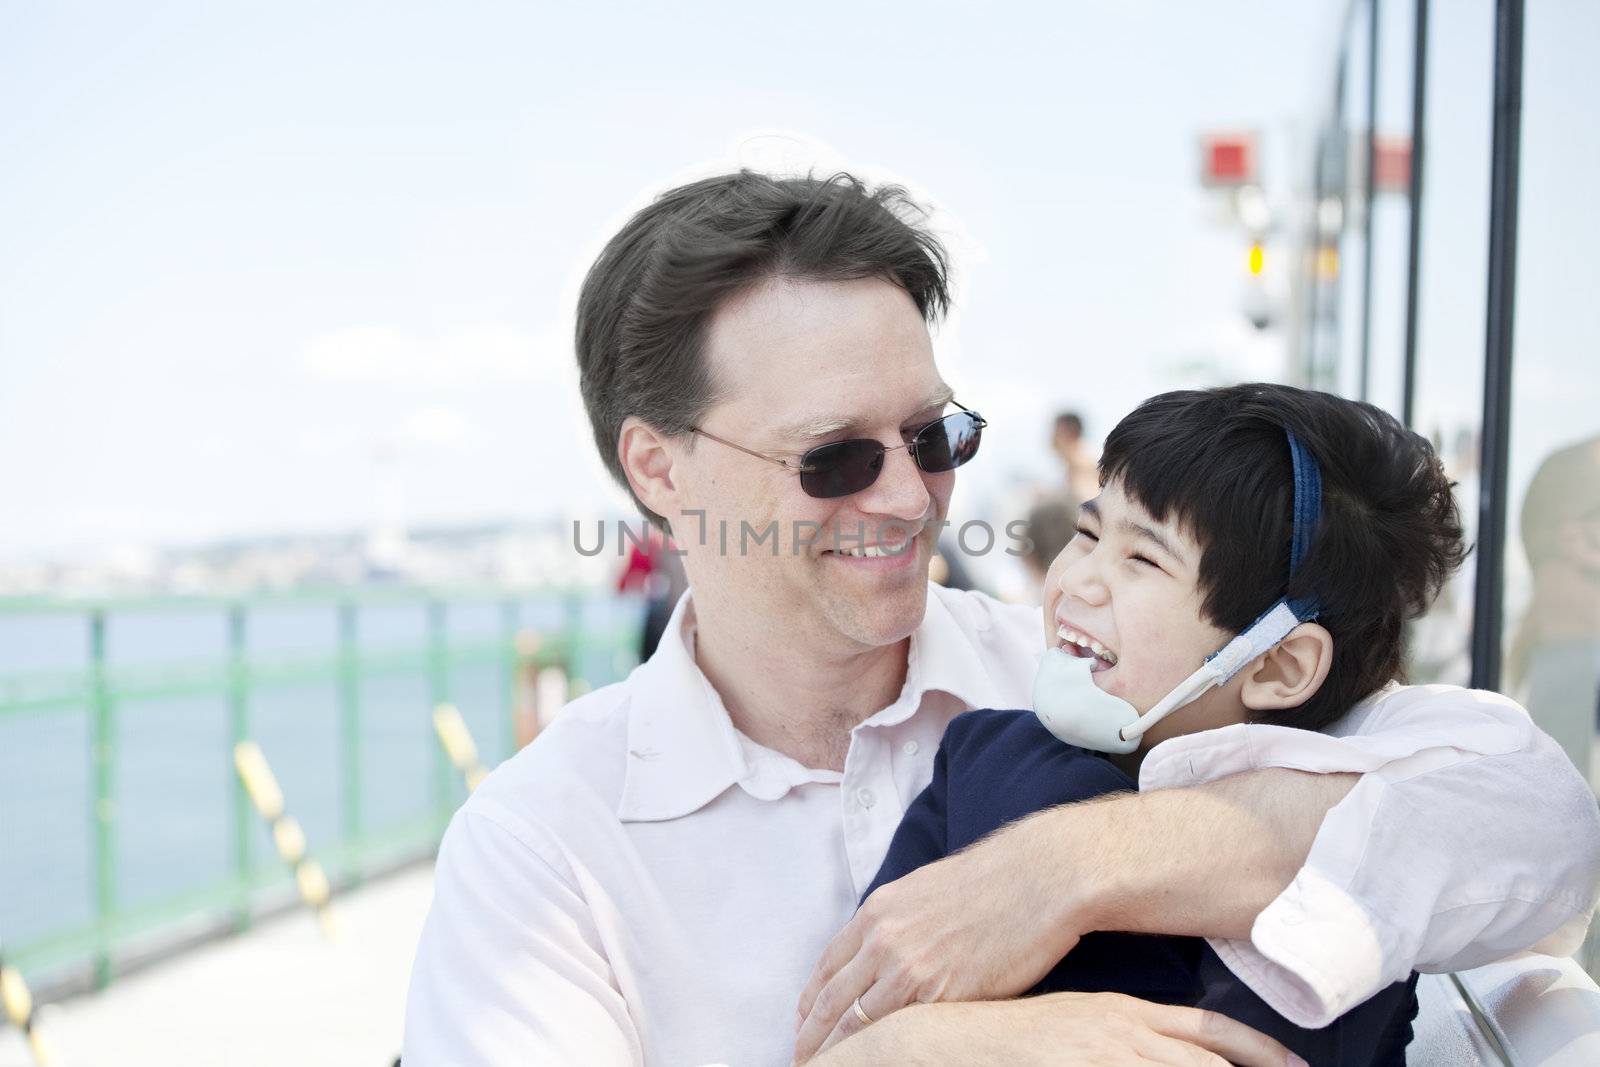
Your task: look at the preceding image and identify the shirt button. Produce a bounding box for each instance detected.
[856,788,876,810]
[902,741,920,756]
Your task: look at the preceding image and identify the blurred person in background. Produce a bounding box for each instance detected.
[403,170,1600,1067]
[1508,434,1600,783]
[616,524,689,660]
[1051,410,1100,504]
[1019,493,1077,596]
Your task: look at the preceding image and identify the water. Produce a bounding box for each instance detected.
[0,592,644,974]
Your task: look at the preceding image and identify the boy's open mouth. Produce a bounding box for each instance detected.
[1057,626,1119,674]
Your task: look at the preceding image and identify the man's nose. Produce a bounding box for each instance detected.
[853,444,933,525]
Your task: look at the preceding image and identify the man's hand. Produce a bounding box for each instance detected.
[805,992,1305,1067]
[794,770,1355,1061]
[794,812,1084,1061]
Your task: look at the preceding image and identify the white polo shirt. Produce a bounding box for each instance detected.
[403,583,1600,1066]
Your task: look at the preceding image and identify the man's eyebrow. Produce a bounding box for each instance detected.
[776,385,956,443]
[776,414,854,442]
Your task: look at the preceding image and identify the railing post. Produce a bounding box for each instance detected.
[88,609,114,989]
[499,598,519,763]
[337,600,362,884]
[427,600,451,821]
[564,590,584,693]
[227,603,252,932]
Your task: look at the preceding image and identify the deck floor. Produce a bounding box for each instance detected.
[0,863,435,1067]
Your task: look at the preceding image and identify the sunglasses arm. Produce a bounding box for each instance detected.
[689,428,811,472]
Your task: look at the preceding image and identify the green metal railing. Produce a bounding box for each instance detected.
[0,587,641,996]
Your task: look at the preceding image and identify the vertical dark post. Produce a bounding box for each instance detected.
[227,604,252,930]
[1323,52,1351,390]
[1359,0,1381,401]
[1470,0,1525,692]
[337,600,362,883]
[1305,129,1329,382]
[1401,0,1429,428]
[88,609,114,989]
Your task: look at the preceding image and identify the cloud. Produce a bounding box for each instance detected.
[396,405,485,452]
[297,323,574,390]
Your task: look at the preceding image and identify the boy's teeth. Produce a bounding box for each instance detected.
[1056,626,1118,666]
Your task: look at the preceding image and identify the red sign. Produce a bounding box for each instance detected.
[1201,133,1257,187]
[1374,136,1412,194]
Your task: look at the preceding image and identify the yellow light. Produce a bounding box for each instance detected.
[1316,245,1340,279]
[1248,243,1265,276]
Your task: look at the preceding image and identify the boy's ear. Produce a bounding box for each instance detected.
[1240,622,1334,713]
[618,416,682,519]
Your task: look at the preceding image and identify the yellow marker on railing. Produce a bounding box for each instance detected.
[433,703,487,791]
[0,952,54,1065]
[232,741,341,941]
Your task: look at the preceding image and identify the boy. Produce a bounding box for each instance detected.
[865,383,1468,1065]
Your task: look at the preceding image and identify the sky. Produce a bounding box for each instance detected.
[2,1,1353,564]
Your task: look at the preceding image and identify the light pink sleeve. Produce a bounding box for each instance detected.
[1140,685,1600,1027]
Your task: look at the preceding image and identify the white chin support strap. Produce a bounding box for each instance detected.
[1032,599,1307,755]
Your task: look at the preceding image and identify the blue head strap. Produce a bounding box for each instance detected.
[1284,429,1322,621]
[1202,428,1324,683]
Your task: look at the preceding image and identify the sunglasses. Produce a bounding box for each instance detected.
[691,402,987,499]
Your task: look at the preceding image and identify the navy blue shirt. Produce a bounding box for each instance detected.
[866,709,1418,1066]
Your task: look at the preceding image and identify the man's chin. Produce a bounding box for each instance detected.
[822,575,931,649]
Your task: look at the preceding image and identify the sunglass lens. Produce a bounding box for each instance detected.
[799,439,885,498]
[913,412,983,473]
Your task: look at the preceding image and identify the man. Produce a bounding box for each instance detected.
[403,171,1600,1066]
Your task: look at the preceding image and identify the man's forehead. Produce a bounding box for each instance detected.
[700,275,947,437]
[773,383,955,442]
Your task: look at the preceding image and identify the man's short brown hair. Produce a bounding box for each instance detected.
[575,171,951,526]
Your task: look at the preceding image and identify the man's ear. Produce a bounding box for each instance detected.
[618,416,682,520]
[1240,622,1334,713]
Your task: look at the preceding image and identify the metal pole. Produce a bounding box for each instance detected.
[227,604,251,931]
[337,601,362,883]
[1401,0,1429,428]
[500,598,519,762]
[1359,0,1380,402]
[1470,0,1524,692]
[1324,52,1350,390]
[1305,127,1329,384]
[427,600,452,818]
[88,610,113,989]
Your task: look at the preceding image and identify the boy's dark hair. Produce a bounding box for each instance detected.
[1100,383,1467,730]
[575,170,950,527]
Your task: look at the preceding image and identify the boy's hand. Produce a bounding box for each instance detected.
[793,811,1088,1061]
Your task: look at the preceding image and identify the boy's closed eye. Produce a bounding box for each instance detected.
[1075,524,1164,572]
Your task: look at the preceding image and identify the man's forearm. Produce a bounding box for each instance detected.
[1029,768,1357,941]
[809,1002,953,1067]
[810,994,1300,1067]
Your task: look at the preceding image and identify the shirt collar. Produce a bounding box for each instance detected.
[616,583,1007,823]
